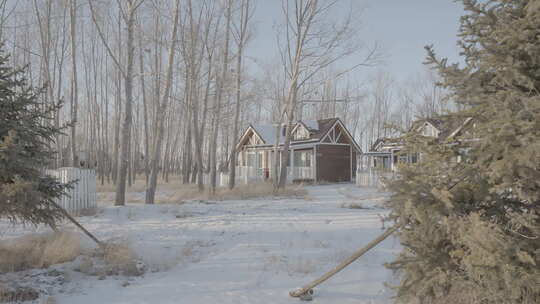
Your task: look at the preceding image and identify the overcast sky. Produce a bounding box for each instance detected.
[246,1,465,83]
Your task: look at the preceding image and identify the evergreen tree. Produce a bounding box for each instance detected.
[386,1,540,303]
[0,48,69,227]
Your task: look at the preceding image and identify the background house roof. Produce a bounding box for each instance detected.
[370,116,474,152]
[247,118,341,146]
[310,118,339,140]
[250,124,284,145]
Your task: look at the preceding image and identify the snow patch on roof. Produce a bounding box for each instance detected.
[303,120,319,131]
[251,124,284,145]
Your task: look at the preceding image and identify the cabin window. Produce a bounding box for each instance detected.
[241,151,246,166]
[294,150,312,167]
[378,156,391,169]
[411,153,418,163]
[247,152,262,168]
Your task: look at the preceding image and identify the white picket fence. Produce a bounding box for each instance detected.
[356,170,396,188]
[46,167,97,213]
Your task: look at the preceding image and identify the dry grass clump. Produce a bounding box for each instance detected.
[92,240,144,276]
[340,202,368,209]
[160,184,201,204]
[212,182,307,200]
[97,176,184,193]
[0,284,39,303]
[0,231,82,273]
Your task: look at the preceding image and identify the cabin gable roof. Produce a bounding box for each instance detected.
[319,118,362,152]
[236,125,266,150]
[235,118,361,152]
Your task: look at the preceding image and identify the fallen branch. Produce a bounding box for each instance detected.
[52,201,104,248]
[289,224,401,298]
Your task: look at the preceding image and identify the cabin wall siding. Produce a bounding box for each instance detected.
[316,145,351,182]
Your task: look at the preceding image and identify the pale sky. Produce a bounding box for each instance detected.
[247,0,465,82]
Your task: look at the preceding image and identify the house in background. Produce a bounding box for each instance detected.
[357,117,474,187]
[234,118,361,183]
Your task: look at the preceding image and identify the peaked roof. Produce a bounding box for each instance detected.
[249,124,284,146]
[249,118,339,145]
[410,116,473,139]
[370,116,475,152]
[237,117,361,152]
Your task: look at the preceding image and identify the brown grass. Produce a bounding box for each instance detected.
[0,231,82,273]
[0,284,39,303]
[94,240,143,276]
[213,182,307,200]
[98,178,307,204]
[96,176,184,193]
[161,182,308,203]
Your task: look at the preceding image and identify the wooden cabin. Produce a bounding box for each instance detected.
[357,117,474,187]
[235,118,361,183]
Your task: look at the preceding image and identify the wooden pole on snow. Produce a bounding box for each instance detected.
[52,201,104,247]
[289,224,401,298]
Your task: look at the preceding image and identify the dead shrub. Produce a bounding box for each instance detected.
[0,284,39,303]
[340,202,368,209]
[95,240,144,277]
[0,231,82,273]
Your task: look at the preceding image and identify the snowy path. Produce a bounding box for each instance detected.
[1,184,399,304]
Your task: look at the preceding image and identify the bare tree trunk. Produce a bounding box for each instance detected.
[210,0,232,193]
[138,30,150,183]
[114,0,139,206]
[228,0,250,189]
[69,0,79,167]
[145,0,180,204]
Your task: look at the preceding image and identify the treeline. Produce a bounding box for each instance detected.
[2,0,447,202]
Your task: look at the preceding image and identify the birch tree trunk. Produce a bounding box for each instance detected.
[138,31,150,183]
[228,0,251,189]
[69,0,79,167]
[145,0,180,205]
[210,0,232,193]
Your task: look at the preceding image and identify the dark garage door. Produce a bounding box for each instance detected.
[316,145,351,182]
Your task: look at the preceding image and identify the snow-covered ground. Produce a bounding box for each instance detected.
[1,184,399,304]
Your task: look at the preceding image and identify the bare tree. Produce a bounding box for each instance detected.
[88,0,144,206]
[145,0,180,205]
[276,0,378,189]
[69,0,79,167]
[228,0,253,189]
[209,0,232,194]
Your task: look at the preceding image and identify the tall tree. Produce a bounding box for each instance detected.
[0,48,68,227]
[69,0,79,167]
[228,0,252,189]
[276,0,377,189]
[209,0,232,194]
[145,0,180,205]
[387,1,540,303]
[88,0,144,206]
